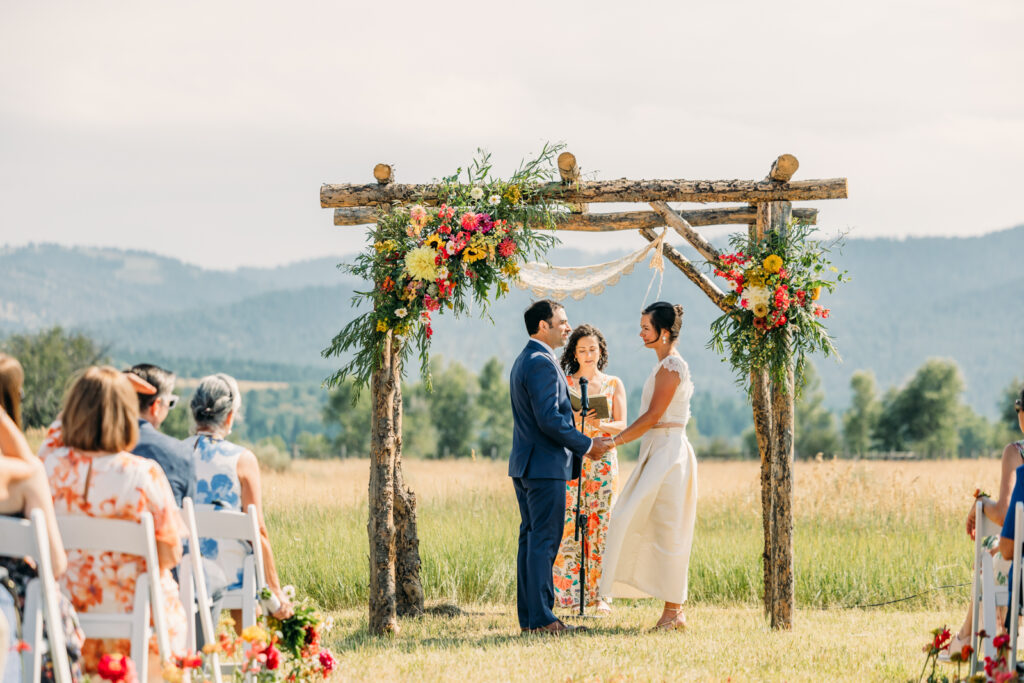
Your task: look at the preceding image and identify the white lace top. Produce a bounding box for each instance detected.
[639,354,694,426]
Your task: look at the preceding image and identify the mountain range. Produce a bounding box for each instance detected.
[1,226,1021,418]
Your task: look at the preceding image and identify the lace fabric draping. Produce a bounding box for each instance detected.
[514,229,667,302]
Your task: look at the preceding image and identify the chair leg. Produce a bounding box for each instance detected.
[131,576,151,677]
[22,580,44,683]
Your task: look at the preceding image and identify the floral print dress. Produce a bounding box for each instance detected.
[182,434,250,591]
[552,374,620,608]
[38,422,188,672]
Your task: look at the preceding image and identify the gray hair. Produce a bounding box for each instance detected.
[190,373,242,431]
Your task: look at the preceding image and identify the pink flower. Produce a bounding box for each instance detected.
[460,212,479,231]
[993,633,1010,650]
[319,650,337,674]
[410,205,428,226]
[423,295,441,312]
[265,646,281,670]
[477,213,494,233]
[498,238,516,258]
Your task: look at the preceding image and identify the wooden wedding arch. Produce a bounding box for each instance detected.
[320,153,847,633]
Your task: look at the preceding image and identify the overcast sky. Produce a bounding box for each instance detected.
[1,1,1021,269]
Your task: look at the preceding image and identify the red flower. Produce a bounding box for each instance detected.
[778,267,789,279]
[425,324,433,338]
[381,276,395,292]
[265,645,281,670]
[993,633,1009,650]
[179,653,203,669]
[319,650,337,675]
[960,643,973,660]
[13,641,30,654]
[438,224,452,235]
[97,654,136,682]
[933,627,952,651]
[498,238,516,258]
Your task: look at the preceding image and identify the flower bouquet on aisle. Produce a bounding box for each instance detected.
[161,586,337,682]
[708,219,848,392]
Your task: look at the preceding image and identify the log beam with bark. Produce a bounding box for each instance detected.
[648,201,722,263]
[557,152,588,214]
[334,205,819,228]
[321,177,848,208]
[638,228,730,313]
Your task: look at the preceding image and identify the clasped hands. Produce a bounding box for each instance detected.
[586,435,618,459]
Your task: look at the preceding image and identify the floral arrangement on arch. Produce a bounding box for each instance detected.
[324,144,565,391]
[708,219,848,392]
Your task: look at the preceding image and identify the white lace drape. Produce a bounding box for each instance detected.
[514,229,667,302]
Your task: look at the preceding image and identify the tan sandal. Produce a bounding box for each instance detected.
[653,608,686,631]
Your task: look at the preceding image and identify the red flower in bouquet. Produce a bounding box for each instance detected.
[498,238,516,258]
[319,650,337,675]
[97,654,138,682]
[993,633,1009,650]
[265,645,281,670]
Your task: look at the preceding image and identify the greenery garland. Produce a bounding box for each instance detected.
[323,144,566,393]
[707,220,848,393]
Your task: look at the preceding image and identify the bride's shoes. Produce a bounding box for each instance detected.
[653,607,686,631]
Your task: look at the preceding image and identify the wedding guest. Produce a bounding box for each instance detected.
[127,363,196,507]
[553,324,627,613]
[0,354,83,683]
[943,386,1024,655]
[184,373,294,620]
[39,366,188,681]
[596,302,698,631]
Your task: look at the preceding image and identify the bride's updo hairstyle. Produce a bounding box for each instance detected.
[642,301,685,342]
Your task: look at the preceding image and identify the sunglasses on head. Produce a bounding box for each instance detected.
[1016,399,1023,414]
[162,394,179,409]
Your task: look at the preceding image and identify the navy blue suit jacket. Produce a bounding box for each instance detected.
[508,339,592,480]
[132,420,197,508]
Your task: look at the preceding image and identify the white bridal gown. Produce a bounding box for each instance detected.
[599,353,698,604]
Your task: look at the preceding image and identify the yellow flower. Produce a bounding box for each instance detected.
[501,261,520,277]
[762,254,783,274]
[162,663,184,683]
[497,281,509,295]
[241,625,268,643]
[811,286,822,301]
[745,267,766,288]
[373,239,397,254]
[202,642,221,655]
[503,184,522,205]
[724,293,739,307]
[752,302,769,318]
[376,320,388,332]
[424,234,445,250]
[404,246,438,281]
[461,246,487,263]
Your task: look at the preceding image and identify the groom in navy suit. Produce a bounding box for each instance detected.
[509,300,610,634]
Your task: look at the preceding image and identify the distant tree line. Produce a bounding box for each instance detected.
[4,327,1019,461]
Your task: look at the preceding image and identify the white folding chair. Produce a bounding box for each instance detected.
[1009,501,1024,671]
[192,504,265,630]
[0,509,72,683]
[970,500,1013,671]
[178,498,223,683]
[56,512,170,675]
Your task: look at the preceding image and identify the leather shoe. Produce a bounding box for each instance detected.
[534,620,587,635]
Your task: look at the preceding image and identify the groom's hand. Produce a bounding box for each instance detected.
[586,437,611,460]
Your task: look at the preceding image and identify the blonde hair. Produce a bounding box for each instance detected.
[62,366,139,453]
[0,354,24,429]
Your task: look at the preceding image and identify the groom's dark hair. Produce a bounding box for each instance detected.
[524,299,563,335]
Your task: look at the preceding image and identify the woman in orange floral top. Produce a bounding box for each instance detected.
[553,324,627,613]
[38,366,187,681]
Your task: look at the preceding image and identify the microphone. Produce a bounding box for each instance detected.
[579,377,589,413]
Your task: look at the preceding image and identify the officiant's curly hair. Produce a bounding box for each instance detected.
[560,324,609,376]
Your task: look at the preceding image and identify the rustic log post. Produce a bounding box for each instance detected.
[392,377,425,617]
[368,332,400,635]
[769,154,799,183]
[374,163,394,185]
[768,199,795,630]
[557,152,588,215]
[750,202,776,616]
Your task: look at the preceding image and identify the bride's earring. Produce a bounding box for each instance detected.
[661,335,667,344]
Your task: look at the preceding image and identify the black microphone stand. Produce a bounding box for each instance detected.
[575,377,589,618]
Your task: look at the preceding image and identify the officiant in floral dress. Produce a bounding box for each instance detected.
[552,325,627,612]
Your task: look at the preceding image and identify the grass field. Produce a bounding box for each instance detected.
[260,457,998,681]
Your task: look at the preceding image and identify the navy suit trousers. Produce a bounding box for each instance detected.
[513,476,566,629]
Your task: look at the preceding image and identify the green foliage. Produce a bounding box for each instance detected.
[160,402,192,439]
[323,378,372,458]
[999,374,1023,430]
[295,432,334,459]
[428,359,478,458]
[323,144,565,395]
[956,404,1002,458]
[475,358,513,459]
[1,327,110,428]
[795,363,841,458]
[873,359,964,456]
[239,436,292,472]
[708,220,848,394]
[842,370,881,456]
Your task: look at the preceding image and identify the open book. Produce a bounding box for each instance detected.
[567,387,611,420]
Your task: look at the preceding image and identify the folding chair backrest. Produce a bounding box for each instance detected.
[192,504,266,589]
[0,510,72,683]
[179,498,223,683]
[977,506,1004,539]
[1009,502,1023,671]
[56,512,171,666]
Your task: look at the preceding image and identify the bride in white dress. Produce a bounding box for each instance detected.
[596,302,697,630]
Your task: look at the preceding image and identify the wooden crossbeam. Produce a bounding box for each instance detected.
[649,201,722,263]
[638,228,730,313]
[321,177,847,208]
[334,205,819,228]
